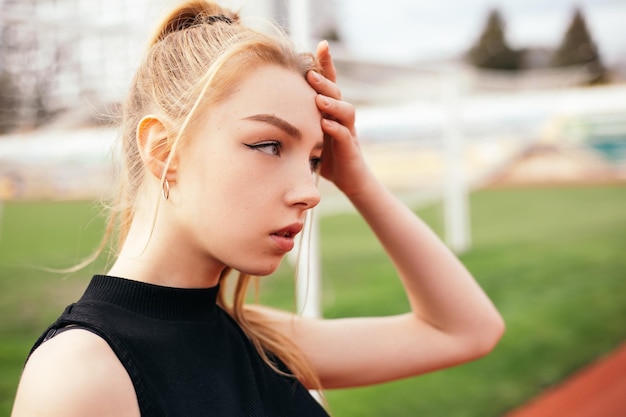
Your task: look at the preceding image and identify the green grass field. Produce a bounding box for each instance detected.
[1,185,625,416]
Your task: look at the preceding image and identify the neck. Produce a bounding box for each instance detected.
[107,205,224,289]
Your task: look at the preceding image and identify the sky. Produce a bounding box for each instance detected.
[337,0,626,65]
[117,0,626,66]
[1,0,624,125]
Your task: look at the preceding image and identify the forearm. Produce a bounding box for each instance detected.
[307,43,503,379]
[346,171,504,342]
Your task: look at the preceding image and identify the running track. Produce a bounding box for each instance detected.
[504,342,626,417]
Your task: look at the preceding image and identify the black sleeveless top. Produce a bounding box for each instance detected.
[29,275,329,417]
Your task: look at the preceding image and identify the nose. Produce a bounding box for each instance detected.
[285,171,321,209]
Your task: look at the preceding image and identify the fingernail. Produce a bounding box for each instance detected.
[311,71,321,83]
[320,96,330,107]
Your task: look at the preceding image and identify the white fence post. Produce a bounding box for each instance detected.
[441,67,471,254]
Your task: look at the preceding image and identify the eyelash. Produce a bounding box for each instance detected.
[245,141,281,156]
[310,157,322,172]
[245,141,322,172]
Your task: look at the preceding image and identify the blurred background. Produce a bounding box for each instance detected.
[0,0,624,416]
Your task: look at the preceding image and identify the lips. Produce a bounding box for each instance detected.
[270,223,303,252]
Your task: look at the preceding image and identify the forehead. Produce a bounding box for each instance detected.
[209,65,322,133]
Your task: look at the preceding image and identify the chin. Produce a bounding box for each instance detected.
[238,258,283,277]
[248,265,280,277]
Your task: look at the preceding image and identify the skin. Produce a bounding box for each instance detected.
[11,41,505,416]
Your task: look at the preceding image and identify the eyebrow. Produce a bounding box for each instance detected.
[243,114,302,140]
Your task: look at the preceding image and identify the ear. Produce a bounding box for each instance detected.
[136,115,177,182]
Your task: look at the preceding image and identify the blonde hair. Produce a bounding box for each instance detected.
[99,0,324,390]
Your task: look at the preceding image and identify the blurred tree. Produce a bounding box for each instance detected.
[1,0,76,130]
[319,26,341,43]
[551,8,605,81]
[0,71,20,134]
[466,8,520,71]
[1,0,44,129]
[311,0,341,43]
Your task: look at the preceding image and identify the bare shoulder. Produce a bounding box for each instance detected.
[11,329,140,417]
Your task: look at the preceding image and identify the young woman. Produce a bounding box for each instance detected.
[11,1,504,416]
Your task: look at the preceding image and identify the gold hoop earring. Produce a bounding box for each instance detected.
[162,179,170,201]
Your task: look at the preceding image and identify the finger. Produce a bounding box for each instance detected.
[316,40,337,82]
[316,95,355,129]
[320,118,356,157]
[307,70,342,100]
[321,118,346,140]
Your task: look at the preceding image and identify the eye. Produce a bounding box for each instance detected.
[310,156,322,172]
[245,141,281,156]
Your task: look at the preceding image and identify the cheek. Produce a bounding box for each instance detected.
[179,142,285,226]
[205,163,275,224]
